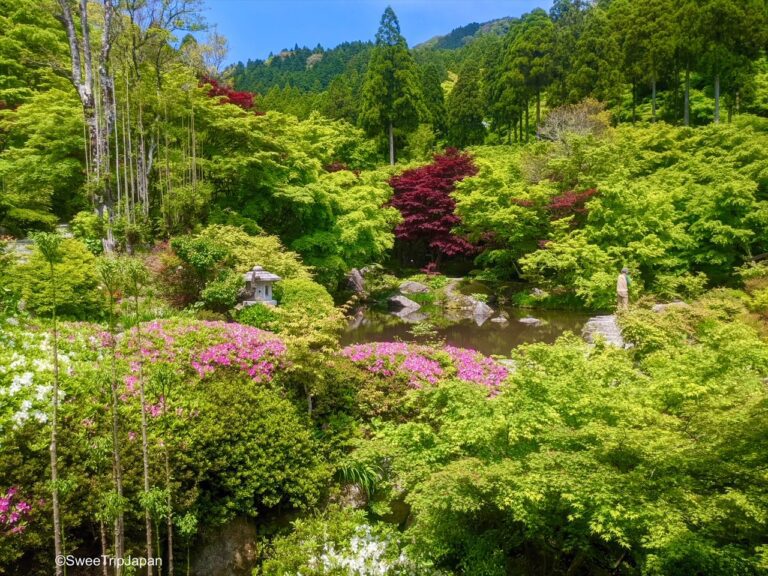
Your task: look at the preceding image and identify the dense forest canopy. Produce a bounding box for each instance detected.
[1,0,768,575]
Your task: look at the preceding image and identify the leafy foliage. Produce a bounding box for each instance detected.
[11,238,103,319]
[353,294,768,574]
[389,149,478,268]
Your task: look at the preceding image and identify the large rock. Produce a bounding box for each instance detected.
[582,315,625,347]
[191,517,259,576]
[399,280,430,294]
[474,301,494,320]
[651,300,689,313]
[519,316,543,326]
[347,268,365,294]
[388,294,421,313]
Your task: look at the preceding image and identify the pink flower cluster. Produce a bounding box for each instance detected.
[191,325,286,383]
[0,487,31,535]
[120,320,287,395]
[340,342,509,393]
[342,342,443,387]
[444,346,510,391]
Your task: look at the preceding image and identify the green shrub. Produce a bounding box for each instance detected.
[237,302,279,330]
[198,225,312,280]
[275,278,335,318]
[70,211,101,237]
[12,238,103,319]
[171,234,230,287]
[263,506,433,575]
[200,269,242,311]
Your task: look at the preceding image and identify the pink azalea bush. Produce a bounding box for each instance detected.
[0,488,31,535]
[340,342,508,394]
[119,320,287,402]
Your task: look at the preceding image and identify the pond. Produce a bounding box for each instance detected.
[341,306,593,357]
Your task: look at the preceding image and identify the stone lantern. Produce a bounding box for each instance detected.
[241,265,281,307]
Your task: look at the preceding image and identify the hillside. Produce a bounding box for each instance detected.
[231,16,512,94]
[414,17,514,50]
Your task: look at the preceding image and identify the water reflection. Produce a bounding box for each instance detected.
[341,307,592,357]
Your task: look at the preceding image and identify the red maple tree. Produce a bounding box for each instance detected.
[388,148,478,267]
[201,76,261,112]
[547,188,597,220]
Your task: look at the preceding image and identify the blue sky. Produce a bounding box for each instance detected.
[202,0,552,65]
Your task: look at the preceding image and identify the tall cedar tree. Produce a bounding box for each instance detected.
[447,60,486,147]
[505,9,556,128]
[419,63,447,136]
[608,0,676,121]
[360,7,424,165]
[389,149,477,267]
[692,0,768,123]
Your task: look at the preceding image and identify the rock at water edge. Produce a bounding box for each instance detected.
[388,294,421,313]
[582,315,625,348]
[399,280,430,294]
[347,268,365,294]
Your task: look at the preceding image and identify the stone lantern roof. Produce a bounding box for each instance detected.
[243,265,281,283]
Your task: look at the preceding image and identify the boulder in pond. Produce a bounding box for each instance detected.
[491,315,509,325]
[474,301,494,319]
[399,280,430,294]
[519,316,543,326]
[582,315,625,348]
[388,294,421,313]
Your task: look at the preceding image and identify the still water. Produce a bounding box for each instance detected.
[341,307,592,357]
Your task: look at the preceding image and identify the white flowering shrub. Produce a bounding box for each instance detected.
[263,506,442,575]
[0,318,101,436]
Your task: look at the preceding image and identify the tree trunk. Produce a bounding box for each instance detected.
[388,121,395,165]
[684,66,690,126]
[100,521,109,576]
[164,434,175,575]
[58,0,115,244]
[631,80,636,123]
[536,90,541,130]
[49,262,63,576]
[652,77,657,121]
[714,72,720,124]
[524,104,529,142]
[134,303,154,575]
[107,296,124,574]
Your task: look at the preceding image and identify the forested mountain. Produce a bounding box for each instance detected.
[230,16,512,95]
[2,1,768,575]
[231,40,372,94]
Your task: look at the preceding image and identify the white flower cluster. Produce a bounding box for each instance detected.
[0,326,69,432]
[308,525,418,576]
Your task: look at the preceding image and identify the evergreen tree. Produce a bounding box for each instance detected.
[419,63,447,136]
[447,60,486,147]
[359,7,425,165]
[694,0,768,123]
[566,5,624,108]
[506,9,556,128]
[609,0,676,121]
[484,25,523,143]
[321,74,360,124]
[548,0,591,105]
